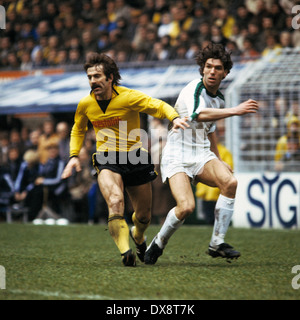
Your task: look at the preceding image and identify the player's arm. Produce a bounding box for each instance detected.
[61,103,88,179]
[129,90,189,131]
[192,99,259,122]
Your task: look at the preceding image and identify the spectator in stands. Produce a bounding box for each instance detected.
[186,42,200,59]
[14,149,42,221]
[0,166,14,216]
[47,49,59,67]
[20,127,32,151]
[97,31,112,52]
[35,141,68,216]
[275,116,300,171]
[56,49,69,66]
[157,12,173,38]
[9,129,24,155]
[234,4,254,30]
[81,30,98,57]
[52,17,65,38]
[279,30,293,48]
[32,48,48,68]
[189,4,208,34]
[285,100,300,123]
[35,20,52,41]
[6,52,20,70]
[20,50,33,70]
[38,119,60,164]
[260,14,276,45]
[241,37,260,60]
[6,145,22,183]
[168,3,194,44]
[0,132,10,166]
[272,97,288,138]
[269,2,287,31]
[214,7,236,39]
[170,43,188,60]
[68,48,83,65]
[114,0,132,22]
[131,12,154,52]
[228,24,246,52]
[26,129,40,152]
[56,122,70,164]
[210,25,228,47]
[196,21,211,46]
[247,19,265,53]
[226,40,242,57]
[261,32,282,56]
[275,115,300,160]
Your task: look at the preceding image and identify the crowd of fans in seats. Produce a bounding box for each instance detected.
[0,117,111,223]
[1,0,300,69]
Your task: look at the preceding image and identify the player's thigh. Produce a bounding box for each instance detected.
[196,158,234,190]
[97,169,124,206]
[168,172,195,219]
[126,182,152,221]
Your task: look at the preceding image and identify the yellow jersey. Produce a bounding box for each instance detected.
[70,85,179,156]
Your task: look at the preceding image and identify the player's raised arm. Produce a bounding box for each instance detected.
[194,99,259,122]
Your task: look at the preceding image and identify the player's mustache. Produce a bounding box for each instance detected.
[92,84,101,90]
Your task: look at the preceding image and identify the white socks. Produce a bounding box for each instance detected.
[154,195,235,251]
[210,194,235,248]
[155,208,184,249]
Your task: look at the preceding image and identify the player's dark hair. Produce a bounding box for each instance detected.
[84,52,121,86]
[196,43,233,76]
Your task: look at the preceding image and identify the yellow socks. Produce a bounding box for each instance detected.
[107,213,150,254]
[108,216,130,255]
[132,212,150,244]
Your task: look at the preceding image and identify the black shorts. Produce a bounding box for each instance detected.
[92,148,157,187]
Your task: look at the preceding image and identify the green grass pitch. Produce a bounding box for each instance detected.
[0,223,299,300]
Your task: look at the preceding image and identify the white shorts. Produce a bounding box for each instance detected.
[160,148,217,184]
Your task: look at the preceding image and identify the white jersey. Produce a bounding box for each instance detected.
[161,78,225,183]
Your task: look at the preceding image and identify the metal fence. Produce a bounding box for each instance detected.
[225,48,300,173]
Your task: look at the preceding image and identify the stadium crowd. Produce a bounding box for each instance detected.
[0,116,177,224]
[0,117,110,223]
[0,0,300,69]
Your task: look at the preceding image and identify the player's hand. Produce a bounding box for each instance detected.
[61,157,82,179]
[234,99,259,115]
[172,116,190,132]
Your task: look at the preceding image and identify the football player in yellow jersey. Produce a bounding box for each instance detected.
[62,53,189,266]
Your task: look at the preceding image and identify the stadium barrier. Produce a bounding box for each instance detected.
[233,172,300,229]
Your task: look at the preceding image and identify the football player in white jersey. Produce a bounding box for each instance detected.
[145,43,259,264]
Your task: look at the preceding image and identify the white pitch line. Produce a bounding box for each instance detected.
[7,289,114,300]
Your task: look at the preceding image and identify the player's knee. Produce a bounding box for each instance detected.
[223,176,238,197]
[134,209,151,223]
[177,200,195,219]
